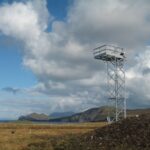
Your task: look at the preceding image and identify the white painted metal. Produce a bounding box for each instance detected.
[93,44,126,122]
[93,45,125,60]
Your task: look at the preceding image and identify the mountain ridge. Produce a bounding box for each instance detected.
[18,106,150,122]
[19,113,50,121]
[50,111,74,118]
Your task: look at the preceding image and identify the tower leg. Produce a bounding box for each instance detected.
[107,58,126,122]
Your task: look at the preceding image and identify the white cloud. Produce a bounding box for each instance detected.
[126,47,150,107]
[68,0,150,48]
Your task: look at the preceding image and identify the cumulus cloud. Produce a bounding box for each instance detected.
[68,0,150,48]
[0,0,150,115]
[126,47,150,108]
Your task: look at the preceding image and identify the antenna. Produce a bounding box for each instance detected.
[93,44,126,122]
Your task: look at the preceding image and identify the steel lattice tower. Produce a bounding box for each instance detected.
[93,45,126,122]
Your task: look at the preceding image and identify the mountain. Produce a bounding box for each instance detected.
[18,107,150,122]
[49,112,74,118]
[49,106,112,123]
[49,106,150,123]
[18,113,49,121]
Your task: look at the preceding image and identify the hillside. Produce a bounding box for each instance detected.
[19,113,49,121]
[49,106,150,123]
[49,106,112,122]
[18,107,150,122]
[49,111,74,118]
[52,114,150,150]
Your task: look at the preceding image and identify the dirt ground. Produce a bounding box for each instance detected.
[53,114,150,150]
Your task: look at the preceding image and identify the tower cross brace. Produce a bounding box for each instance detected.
[93,45,126,122]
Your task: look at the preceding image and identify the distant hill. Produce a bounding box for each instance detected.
[18,107,150,122]
[49,106,150,123]
[18,113,49,121]
[49,106,112,123]
[18,112,74,122]
[50,112,74,118]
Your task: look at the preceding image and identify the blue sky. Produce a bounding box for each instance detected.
[0,36,36,88]
[0,0,150,119]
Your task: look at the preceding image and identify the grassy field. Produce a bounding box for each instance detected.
[0,122,107,150]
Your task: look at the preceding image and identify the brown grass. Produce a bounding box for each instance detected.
[0,122,107,150]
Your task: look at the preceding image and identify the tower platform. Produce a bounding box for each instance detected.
[93,45,125,61]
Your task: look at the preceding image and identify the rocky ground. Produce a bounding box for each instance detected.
[52,114,150,150]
